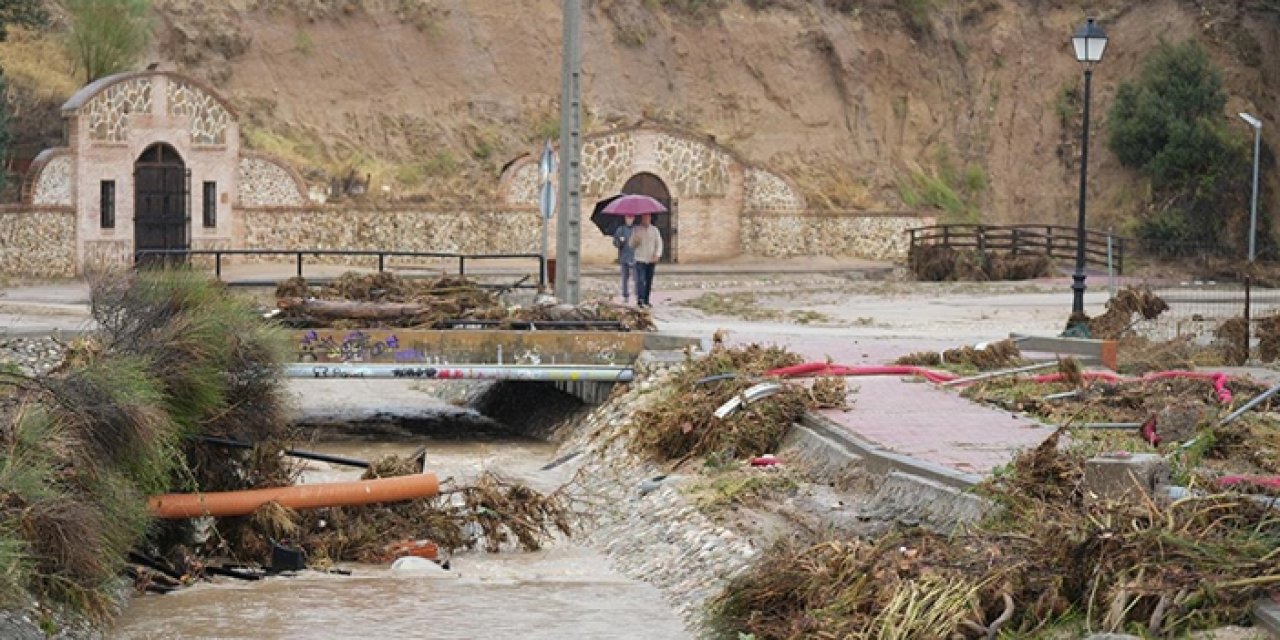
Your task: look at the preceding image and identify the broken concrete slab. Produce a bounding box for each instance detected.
[1084,452,1170,504]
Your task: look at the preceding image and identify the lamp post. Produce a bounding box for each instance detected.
[1239,112,1262,263]
[1067,17,1108,334]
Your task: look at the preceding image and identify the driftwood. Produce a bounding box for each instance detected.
[278,298,430,321]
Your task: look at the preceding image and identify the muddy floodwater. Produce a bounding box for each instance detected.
[111,440,689,640]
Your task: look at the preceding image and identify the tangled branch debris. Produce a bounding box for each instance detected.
[896,339,1023,370]
[275,272,654,330]
[630,345,824,462]
[1088,286,1170,339]
[713,434,1280,638]
[221,462,576,566]
[908,245,1052,282]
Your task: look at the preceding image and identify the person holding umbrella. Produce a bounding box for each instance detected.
[631,212,663,308]
[593,193,667,308]
[612,215,637,304]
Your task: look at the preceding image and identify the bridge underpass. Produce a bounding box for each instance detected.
[284,328,702,405]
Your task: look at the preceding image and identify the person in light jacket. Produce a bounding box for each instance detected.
[612,215,637,304]
[630,213,663,308]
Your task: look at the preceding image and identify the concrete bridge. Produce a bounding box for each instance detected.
[282,328,702,404]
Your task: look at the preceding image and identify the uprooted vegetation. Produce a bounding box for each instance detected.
[712,430,1280,638]
[960,366,1280,487]
[629,344,847,463]
[0,267,578,627]
[1087,285,1170,339]
[225,465,576,567]
[0,267,293,620]
[895,338,1023,371]
[276,271,656,330]
[907,245,1053,282]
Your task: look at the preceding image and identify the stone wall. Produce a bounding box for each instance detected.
[83,77,153,143]
[740,210,933,261]
[241,206,542,261]
[30,153,73,206]
[651,131,731,198]
[0,208,76,278]
[167,79,232,145]
[580,132,637,198]
[504,159,541,206]
[238,155,306,207]
[744,167,804,211]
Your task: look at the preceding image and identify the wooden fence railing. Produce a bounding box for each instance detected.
[907,224,1128,274]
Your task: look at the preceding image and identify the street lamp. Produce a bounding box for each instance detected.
[1239,112,1262,263]
[1067,17,1108,334]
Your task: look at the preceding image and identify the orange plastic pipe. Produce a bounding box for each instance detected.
[148,473,440,519]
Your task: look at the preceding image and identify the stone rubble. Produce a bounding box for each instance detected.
[0,336,67,376]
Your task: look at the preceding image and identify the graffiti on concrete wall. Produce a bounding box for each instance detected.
[299,330,436,363]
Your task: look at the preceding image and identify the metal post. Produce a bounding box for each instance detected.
[555,0,582,304]
[215,252,222,280]
[1107,234,1115,298]
[378,253,385,273]
[1244,275,1252,364]
[1070,66,1094,329]
[458,256,465,277]
[296,253,303,278]
[1249,122,1261,263]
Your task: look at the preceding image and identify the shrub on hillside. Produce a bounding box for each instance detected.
[1107,40,1268,258]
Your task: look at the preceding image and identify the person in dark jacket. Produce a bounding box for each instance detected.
[612,215,637,304]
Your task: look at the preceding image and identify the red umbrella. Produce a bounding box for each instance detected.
[602,194,667,216]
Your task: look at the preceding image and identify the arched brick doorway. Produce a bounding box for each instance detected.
[134,143,190,264]
[622,172,675,263]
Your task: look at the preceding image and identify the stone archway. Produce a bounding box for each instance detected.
[134,142,190,264]
[622,172,675,263]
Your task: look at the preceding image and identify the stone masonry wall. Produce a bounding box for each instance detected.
[741,211,932,261]
[652,132,731,198]
[0,208,76,278]
[30,155,72,206]
[505,160,541,206]
[744,167,804,211]
[83,77,153,143]
[580,132,637,198]
[238,156,306,207]
[167,79,231,145]
[242,206,542,262]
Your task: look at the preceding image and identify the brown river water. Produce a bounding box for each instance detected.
[110,440,689,639]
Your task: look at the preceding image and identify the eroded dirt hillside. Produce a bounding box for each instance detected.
[14,0,1280,228]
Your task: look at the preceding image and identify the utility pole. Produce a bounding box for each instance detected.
[555,0,582,304]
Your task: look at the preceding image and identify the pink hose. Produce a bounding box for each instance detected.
[767,364,1234,405]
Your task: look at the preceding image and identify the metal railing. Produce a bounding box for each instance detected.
[907,224,1128,274]
[134,249,546,289]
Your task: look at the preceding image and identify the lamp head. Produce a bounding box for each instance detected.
[1240,112,1262,130]
[1072,17,1108,64]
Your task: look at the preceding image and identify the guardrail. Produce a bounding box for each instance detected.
[134,249,545,289]
[907,224,1127,274]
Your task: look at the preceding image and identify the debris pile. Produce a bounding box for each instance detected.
[1087,285,1169,339]
[896,339,1023,370]
[713,430,1280,638]
[1213,317,1250,365]
[908,245,1052,282]
[630,345,821,463]
[275,272,654,330]
[221,463,576,567]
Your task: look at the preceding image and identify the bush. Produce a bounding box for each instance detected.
[1107,40,1264,257]
[65,0,151,82]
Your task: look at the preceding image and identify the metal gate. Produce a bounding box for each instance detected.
[134,143,190,267]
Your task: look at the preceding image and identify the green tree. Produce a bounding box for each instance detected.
[0,0,47,41]
[66,0,152,83]
[1107,40,1259,256]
